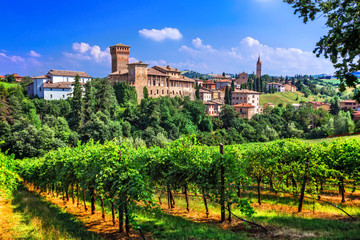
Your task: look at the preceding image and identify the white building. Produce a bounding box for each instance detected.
[27,70,91,100]
[231,89,262,114]
[267,82,285,92]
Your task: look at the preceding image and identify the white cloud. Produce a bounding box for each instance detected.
[178,37,335,75]
[129,57,139,63]
[0,52,25,63]
[29,50,41,57]
[64,42,110,63]
[139,27,183,41]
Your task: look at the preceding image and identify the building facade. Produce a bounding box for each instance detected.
[27,70,91,100]
[108,43,195,102]
[284,84,296,92]
[267,82,285,92]
[233,103,256,119]
[236,72,248,86]
[340,100,360,111]
[231,89,261,114]
[215,79,232,90]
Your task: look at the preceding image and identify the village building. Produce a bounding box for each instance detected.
[233,103,256,119]
[0,75,5,80]
[284,84,296,92]
[108,43,195,102]
[204,100,223,117]
[263,103,275,108]
[199,88,212,102]
[235,72,248,86]
[203,80,216,90]
[340,100,360,111]
[212,74,227,81]
[215,79,232,90]
[353,111,360,121]
[13,73,23,82]
[27,70,91,100]
[267,82,285,92]
[307,101,331,111]
[231,89,262,115]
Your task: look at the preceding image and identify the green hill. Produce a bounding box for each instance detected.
[260,92,323,106]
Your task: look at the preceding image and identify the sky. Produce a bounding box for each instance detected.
[0,0,335,78]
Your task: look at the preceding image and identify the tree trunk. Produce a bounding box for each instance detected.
[66,186,69,202]
[202,189,209,218]
[257,177,262,206]
[101,198,105,220]
[83,189,88,211]
[76,184,80,206]
[184,185,190,212]
[112,201,116,226]
[90,188,95,214]
[292,176,297,195]
[119,199,124,233]
[167,186,171,209]
[71,184,75,204]
[227,204,232,222]
[124,200,130,234]
[220,143,225,223]
[237,181,241,198]
[340,179,345,203]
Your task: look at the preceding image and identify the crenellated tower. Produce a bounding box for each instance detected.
[110,43,130,73]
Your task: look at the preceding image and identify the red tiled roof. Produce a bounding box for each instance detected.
[233,103,255,108]
[169,76,195,83]
[212,75,227,79]
[216,79,232,83]
[48,70,91,78]
[307,101,330,106]
[232,89,261,94]
[13,73,23,78]
[43,82,72,89]
[352,111,360,115]
[0,75,5,79]
[153,65,180,72]
[147,68,168,76]
[203,80,216,85]
[340,100,358,103]
[32,75,48,79]
[110,43,130,48]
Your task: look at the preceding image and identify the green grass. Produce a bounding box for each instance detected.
[0,81,19,89]
[8,185,100,239]
[260,92,323,106]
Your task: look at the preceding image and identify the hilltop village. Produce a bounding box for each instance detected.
[13,43,359,121]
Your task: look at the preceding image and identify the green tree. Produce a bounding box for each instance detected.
[143,86,149,99]
[284,0,360,101]
[71,75,83,131]
[83,81,95,123]
[113,82,137,107]
[224,86,230,105]
[5,75,16,83]
[195,84,200,100]
[330,97,340,115]
[96,78,118,115]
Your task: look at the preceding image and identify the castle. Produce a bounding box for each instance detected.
[108,43,195,102]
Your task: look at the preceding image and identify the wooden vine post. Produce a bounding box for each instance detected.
[298,147,310,212]
[220,143,226,222]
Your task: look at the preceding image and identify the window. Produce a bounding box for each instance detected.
[50,88,53,91]
[157,89,159,94]
[161,80,164,86]
[162,90,164,94]
[50,94,53,99]
[148,79,151,86]
[63,95,65,98]
[150,90,152,95]
[39,87,42,91]
[67,78,69,82]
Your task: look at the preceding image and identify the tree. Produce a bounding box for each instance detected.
[71,74,83,131]
[219,105,237,129]
[224,86,230,105]
[195,84,200,100]
[143,86,149,99]
[83,81,95,123]
[5,75,16,83]
[330,97,340,115]
[114,82,137,107]
[284,0,360,101]
[96,78,118,115]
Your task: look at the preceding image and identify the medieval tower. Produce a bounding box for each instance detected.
[256,55,261,78]
[110,43,130,73]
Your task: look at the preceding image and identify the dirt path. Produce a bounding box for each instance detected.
[0,193,19,239]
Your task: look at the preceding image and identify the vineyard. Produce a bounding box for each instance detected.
[1,136,360,239]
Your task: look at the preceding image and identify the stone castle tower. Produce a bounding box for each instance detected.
[110,43,130,73]
[256,55,261,78]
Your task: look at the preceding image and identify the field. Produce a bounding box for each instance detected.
[259,92,324,106]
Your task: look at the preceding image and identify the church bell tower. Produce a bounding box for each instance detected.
[256,55,262,78]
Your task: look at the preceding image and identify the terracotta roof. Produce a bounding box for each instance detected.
[13,73,23,78]
[212,75,227,79]
[147,68,168,76]
[352,111,360,115]
[48,70,91,78]
[153,65,180,73]
[203,80,216,85]
[110,43,130,48]
[199,89,211,93]
[232,89,261,94]
[216,79,232,83]
[43,82,72,89]
[204,100,224,105]
[307,101,330,106]
[0,75,5,79]
[169,76,195,83]
[340,100,358,103]
[32,75,48,79]
[233,103,255,108]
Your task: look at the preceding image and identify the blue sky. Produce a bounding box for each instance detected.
[0,0,335,77]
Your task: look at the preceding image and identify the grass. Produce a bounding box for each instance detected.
[302,134,360,143]
[260,91,324,106]
[5,185,101,240]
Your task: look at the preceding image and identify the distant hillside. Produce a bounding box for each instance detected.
[181,70,211,80]
[260,92,324,106]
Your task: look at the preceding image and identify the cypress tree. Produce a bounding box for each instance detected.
[83,81,95,124]
[195,84,200,100]
[96,78,119,116]
[143,86,149,99]
[71,74,83,130]
[225,86,230,105]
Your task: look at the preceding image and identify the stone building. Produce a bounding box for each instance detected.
[284,83,296,92]
[203,80,216,90]
[233,103,256,119]
[231,89,262,115]
[108,43,195,102]
[340,100,360,111]
[267,82,285,92]
[235,72,248,86]
[215,79,232,90]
